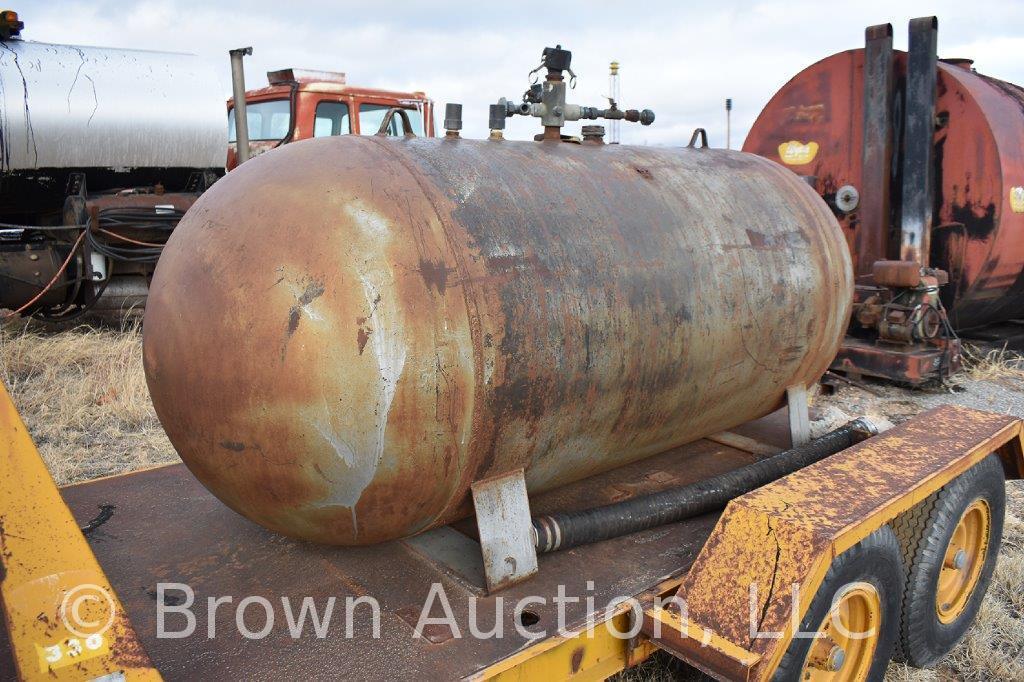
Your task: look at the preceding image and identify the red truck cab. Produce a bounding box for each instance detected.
[227,68,434,169]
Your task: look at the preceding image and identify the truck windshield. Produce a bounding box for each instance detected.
[228,100,291,141]
[359,103,424,136]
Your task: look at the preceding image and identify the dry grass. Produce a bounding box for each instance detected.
[2,324,1022,678]
[962,343,1024,385]
[0,319,176,484]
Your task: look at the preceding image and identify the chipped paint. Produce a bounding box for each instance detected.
[0,381,160,679]
[660,405,1022,680]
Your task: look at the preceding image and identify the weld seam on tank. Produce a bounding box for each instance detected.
[364,134,492,514]
[532,418,879,553]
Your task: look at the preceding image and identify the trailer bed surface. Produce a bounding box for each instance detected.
[4,412,794,680]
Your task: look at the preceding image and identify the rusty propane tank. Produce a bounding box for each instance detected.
[143,134,852,545]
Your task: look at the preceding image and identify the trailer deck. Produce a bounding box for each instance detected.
[5,397,1023,681]
[2,412,795,681]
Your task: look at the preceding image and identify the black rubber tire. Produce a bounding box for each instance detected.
[890,454,1006,668]
[772,526,903,682]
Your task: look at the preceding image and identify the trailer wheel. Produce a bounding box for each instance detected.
[890,454,1005,668]
[773,526,903,682]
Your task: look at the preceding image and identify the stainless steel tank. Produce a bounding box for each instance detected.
[143,135,852,545]
[0,39,225,171]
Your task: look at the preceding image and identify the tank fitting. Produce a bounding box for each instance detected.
[494,45,655,140]
[488,104,505,140]
[581,125,605,144]
[444,103,463,138]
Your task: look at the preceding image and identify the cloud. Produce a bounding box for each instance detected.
[17,0,1024,146]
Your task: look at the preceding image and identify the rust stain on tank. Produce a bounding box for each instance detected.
[418,258,450,294]
[356,318,372,355]
[286,278,326,337]
[144,134,851,546]
[746,229,768,248]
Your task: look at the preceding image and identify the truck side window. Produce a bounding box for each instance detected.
[359,104,424,137]
[228,100,291,141]
[314,101,351,137]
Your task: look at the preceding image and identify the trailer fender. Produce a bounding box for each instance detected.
[640,404,1022,681]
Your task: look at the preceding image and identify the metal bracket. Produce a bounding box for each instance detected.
[376,107,417,138]
[787,384,811,447]
[470,469,538,593]
[687,128,709,148]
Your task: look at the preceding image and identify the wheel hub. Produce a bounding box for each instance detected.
[800,582,880,681]
[936,499,991,624]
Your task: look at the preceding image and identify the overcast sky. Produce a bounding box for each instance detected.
[19,1,1024,146]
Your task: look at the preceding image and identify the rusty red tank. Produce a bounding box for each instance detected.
[143,134,851,545]
[745,46,1024,330]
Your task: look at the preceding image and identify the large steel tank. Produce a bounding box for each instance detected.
[744,50,1024,329]
[0,39,225,215]
[143,135,852,545]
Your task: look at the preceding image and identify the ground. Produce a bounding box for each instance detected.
[1,321,1022,680]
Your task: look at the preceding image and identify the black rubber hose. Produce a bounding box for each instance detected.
[532,418,878,553]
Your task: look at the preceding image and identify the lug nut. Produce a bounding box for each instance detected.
[828,646,846,672]
[808,642,846,672]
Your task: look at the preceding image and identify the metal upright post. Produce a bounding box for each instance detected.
[859,23,894,274]
[229,47,253,165]
[725,98,733,150]
[900,17,938,266]
[609,61,621,144]
[787,384,811,447]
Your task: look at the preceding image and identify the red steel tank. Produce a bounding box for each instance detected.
[745,37,1024,330]
[143,134,852,545]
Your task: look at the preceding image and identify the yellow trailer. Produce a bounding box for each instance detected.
[2,380,1020,681]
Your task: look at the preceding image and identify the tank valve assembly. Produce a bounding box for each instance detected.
[494,45,655,140]
[488,104,506,139]
[444,103,463,138]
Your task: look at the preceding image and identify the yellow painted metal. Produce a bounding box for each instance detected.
[2,380,1019,682]
[0,381,161,680]
[642,606,761,680]
[936,499,991,624]
[470,578,683,681]
[643,404,1023,681]
[481,612,654,682]
[799,582,880,681]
